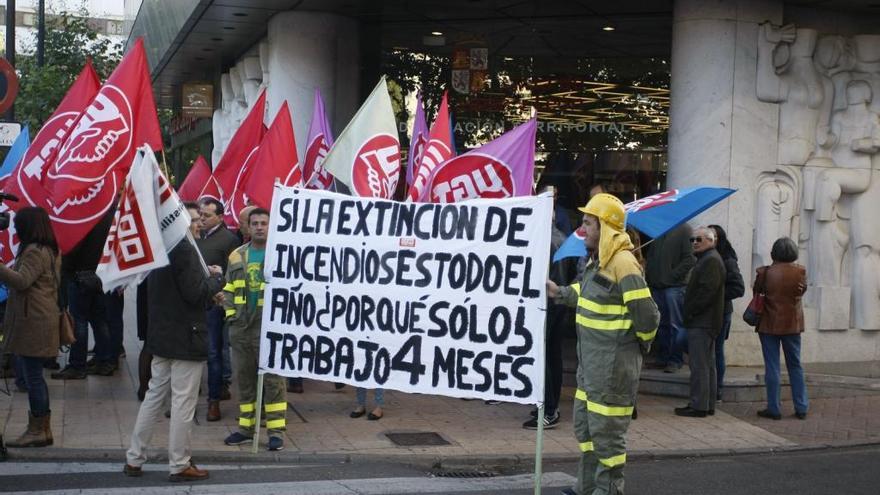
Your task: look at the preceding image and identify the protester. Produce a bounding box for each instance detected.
[675,227,725,418]
[351,388,384,420]
[547,193,659,495]
[123,241,224,482]
[222,208,287,451]
[645,223,695,373]
[51,207,116,379]
[235,204,256,244]
[0,207,61,448]
[708,224,744,401]
[196,198,239,422]
[754,237,808,420]
[523,210,575,430]
[185,202,201,237]
[135,279,151,401]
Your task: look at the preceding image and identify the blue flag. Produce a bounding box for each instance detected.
[0,125,30,180]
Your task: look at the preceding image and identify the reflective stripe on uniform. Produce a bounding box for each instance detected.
[266,419,286,430]
[570,282,581,294]
[622,287,651,304]
[257,299,264,307]
[579,441,594,452]
[239,417,256,427]
[260,282,266,290]
[225,308,236,317]
[636,329,657,341]
[577,297,627,316]
[232,280,246,288]
[586,400,634,417]
[575,389,587,401]
[234,296,246,305]
[223,283,235,292]
[240,403,255,413]
[576,314,632,331]
[265,402,287,413]
[599,453,626,468]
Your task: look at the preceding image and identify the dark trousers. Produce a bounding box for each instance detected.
[102,291,124,362]
[715,311,732,397]
[18,356,50,416]
[653,286,686,366]
[544,309,565,415]
[206,306,225,401]
[687,327,717,412]
[68,279,110,369]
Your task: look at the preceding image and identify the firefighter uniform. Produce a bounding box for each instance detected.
[554,194,660,495]
[223,243,287,438]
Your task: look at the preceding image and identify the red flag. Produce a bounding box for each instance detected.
[43,38,163,253]
[408,92,454,201]
[244,102,301,209]
[198,174,223,202]
[1,61,101,263]
[213,90,266,226]
[177,155,211,201]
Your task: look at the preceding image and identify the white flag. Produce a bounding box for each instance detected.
[321,77,401,199]
[96,145,193,292]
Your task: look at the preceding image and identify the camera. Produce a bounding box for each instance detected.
[0,191,20,230]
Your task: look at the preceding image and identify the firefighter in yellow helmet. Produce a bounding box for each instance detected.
[547,193,659,495]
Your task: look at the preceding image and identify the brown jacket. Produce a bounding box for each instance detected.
[754,262,806,335]
[0,244,61,358]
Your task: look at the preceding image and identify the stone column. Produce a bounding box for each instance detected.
[266,11,361,159]
[668,0,782,365]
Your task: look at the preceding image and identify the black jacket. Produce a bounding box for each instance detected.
[683,248,726,335]
[196,224,240,272]
[645,223,696,289]
[721,254,745,314]
[145,241,224,361]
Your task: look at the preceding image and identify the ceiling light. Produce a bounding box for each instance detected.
[431,31,443,36]
[602,26,615,31]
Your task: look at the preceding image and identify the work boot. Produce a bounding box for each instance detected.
[207,401,221,422]
[7,412,53,448]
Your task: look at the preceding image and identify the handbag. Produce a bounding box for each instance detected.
[50,257,76,347]
[742,292,765,327]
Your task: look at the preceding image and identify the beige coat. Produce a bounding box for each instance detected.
[0,244,61,358]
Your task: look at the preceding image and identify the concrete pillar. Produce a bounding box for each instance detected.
[266,11,361,159]
[668,0,783,365]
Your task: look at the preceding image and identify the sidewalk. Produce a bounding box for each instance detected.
[2,311,877,465]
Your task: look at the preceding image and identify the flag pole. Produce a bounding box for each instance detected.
[251,373,265,454]
[534,188,552,495]
[159,149,173,185]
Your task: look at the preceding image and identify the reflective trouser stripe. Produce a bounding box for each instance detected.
[265,402,286,413]
[637,329,657,341]
[240,403,255,413]
[599,453,627,468]
[257,299,264,307]
[223,283,235,292]
[622,287,652,303]
[587,400,634,417]
[266,419,286,430]
[579,441,594,452]
[234,296,246,305]
[575,389,587,401]
[239,417,256,427]
[225,308,236,317]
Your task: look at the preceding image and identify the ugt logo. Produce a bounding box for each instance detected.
[352,134,400,198]
[47,86,134,223]
[429,154,514,203]
[305,133,333,189]
[625,189,679,213]
[15,111,80,210]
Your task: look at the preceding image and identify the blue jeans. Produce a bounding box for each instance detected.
[715,311,732,397]
[13,355,27,391]
[102,291,125,362]
[206,306,225,401]
[68,278,110,369]
[653,286,686,366]
[759,333,809,415]
[17,356,50,416]
[356,387,384,407]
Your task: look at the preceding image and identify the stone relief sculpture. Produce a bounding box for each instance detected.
[211,73,234,168]
[242,56,263,108]
[757,23,880,331]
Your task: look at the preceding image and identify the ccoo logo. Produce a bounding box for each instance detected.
[429,154,514,203]
[351,133,400,198]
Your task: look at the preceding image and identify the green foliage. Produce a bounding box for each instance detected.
[14,9,122,133]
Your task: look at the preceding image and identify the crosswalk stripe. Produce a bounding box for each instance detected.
[0,462,314,476]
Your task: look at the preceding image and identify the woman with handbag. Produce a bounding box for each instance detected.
[753,237,808,421]
[0,207,61,447]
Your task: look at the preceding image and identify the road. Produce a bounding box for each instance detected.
[0,445,878,494]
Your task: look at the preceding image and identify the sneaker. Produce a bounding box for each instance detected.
[50,366,86,380]
[224,432,253,445]
[523,410,560,430]
[267,436,284,451]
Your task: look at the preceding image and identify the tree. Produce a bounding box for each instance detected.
[14,9,122,134]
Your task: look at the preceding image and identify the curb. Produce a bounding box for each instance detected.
[3,440,879,467]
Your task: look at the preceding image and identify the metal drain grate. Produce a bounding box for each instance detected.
[385,431,451,446]
[432,470,497,478]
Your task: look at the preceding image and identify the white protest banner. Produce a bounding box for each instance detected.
[259,187,552,405]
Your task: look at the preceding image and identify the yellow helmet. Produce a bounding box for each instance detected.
[578,193,626,232]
